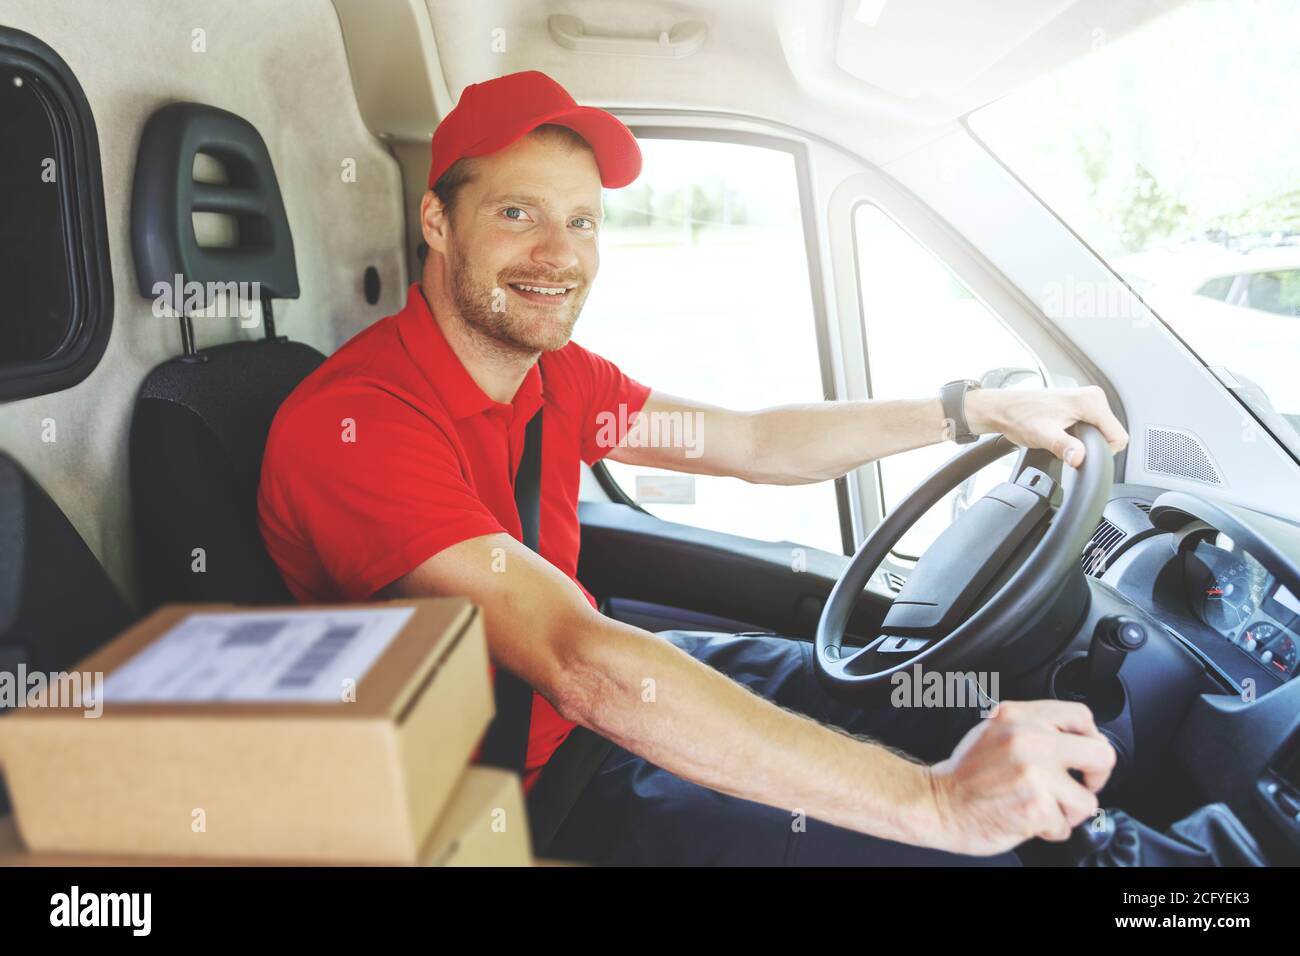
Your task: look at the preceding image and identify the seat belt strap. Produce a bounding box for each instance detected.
[477,407,543,774]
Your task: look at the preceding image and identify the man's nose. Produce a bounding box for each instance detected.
[530,221,579,273]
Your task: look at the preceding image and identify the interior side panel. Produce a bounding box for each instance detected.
[0,0,408,604]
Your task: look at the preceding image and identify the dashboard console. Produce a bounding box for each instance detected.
[1087,485,1300,700]
[1074,483,1300,859]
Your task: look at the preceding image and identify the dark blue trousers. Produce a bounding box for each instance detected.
[548,630,1020,866]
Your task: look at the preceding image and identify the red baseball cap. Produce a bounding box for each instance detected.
[427,71,641,190]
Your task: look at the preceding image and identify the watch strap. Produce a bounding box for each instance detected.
[940,379,981,444]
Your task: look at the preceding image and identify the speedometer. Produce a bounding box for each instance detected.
[1201,559,1269,633]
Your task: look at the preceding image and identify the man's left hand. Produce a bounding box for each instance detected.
[965,385,1128,467]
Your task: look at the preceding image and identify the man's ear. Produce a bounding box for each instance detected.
[420,190,451,255]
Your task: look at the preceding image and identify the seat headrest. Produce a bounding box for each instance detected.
[131,102,299,302]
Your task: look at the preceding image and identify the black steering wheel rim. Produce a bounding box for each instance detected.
[814,424,1114,703]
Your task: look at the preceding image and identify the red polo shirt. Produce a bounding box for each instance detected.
[257,282,651,787]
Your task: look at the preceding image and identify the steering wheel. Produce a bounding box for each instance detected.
[814,424,1114,704]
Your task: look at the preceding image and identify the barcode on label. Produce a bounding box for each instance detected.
[220,620,288,647]
[275,625,361,688]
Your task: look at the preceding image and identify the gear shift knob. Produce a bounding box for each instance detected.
[1069,810,1116,860]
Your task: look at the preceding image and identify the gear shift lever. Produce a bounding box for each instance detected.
[1059,614,1147,722]
[1086,615,1147,700]
[1069,804,1267,866]
[1069,809,1116,860]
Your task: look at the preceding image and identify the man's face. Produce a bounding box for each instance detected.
[438,133,603,353]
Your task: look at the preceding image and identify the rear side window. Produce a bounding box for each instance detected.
[0,27,112,403]
[1196,275,1235,301]
[1246,270,1300,317]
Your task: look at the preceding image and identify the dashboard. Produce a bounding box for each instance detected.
[1185,535,1300,682]
[1072,484,1300,859]
[1088,484,1300,698]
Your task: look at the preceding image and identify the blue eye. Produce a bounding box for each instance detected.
[571,217,595,230]
[502,207,528,221]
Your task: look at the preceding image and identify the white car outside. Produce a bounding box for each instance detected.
[1116,244,1300,419]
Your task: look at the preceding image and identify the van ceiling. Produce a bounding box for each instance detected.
[408,0,1188,162]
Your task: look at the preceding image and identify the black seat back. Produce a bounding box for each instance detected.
[128,103,324,610]
[130,340,324,609]
[0,452,131,686]
[0,452,133,814]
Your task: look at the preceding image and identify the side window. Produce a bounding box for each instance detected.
[0,28,113,402]
[577,136,843,554]
[853,204,1044,558]
[1245,270,1300,317]
[1196,275,1235,301]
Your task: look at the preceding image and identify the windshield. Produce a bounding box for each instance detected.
[969,0,1300,460]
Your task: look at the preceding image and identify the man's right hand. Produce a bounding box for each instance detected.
[925,699,1117,856]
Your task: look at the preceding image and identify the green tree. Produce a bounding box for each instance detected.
[1116,164,1189,252]
[1074,126,1188,253]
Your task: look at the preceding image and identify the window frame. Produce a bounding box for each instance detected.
[0,26,114,403]
[587,125,855,556]
[849,197,1047,559]
[824,135,1130,559]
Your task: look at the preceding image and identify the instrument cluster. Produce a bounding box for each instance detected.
[1187,533,1300,681]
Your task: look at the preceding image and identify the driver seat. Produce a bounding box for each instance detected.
[127,102,324,611]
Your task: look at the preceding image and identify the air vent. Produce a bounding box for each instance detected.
[1080,518,1125,577]
[882,571,906,593]
[1132,501,1152,514]
[1145,426,1224,485]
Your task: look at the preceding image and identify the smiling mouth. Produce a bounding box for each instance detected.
[507,282,576,305]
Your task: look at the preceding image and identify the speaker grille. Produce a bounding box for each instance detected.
[1145,426,1224,485]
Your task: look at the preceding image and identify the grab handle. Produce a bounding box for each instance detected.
[547,15,707,59]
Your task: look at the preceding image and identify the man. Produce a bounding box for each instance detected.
[258,71,1128,866]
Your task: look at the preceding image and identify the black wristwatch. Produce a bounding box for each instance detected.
[940,379,982,445]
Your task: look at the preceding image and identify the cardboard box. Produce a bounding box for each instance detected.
[0,598,493,863]
[421,766,531,866]
[0,767,532,867]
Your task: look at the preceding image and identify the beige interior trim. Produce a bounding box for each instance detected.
[330,0,454,142]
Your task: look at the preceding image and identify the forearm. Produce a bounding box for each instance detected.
[551,611,941,846]
[385,533,932,839]
[623,385,1125,485]
[747,397,950,484]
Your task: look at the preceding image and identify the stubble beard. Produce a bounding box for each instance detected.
[448,241,589,355]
